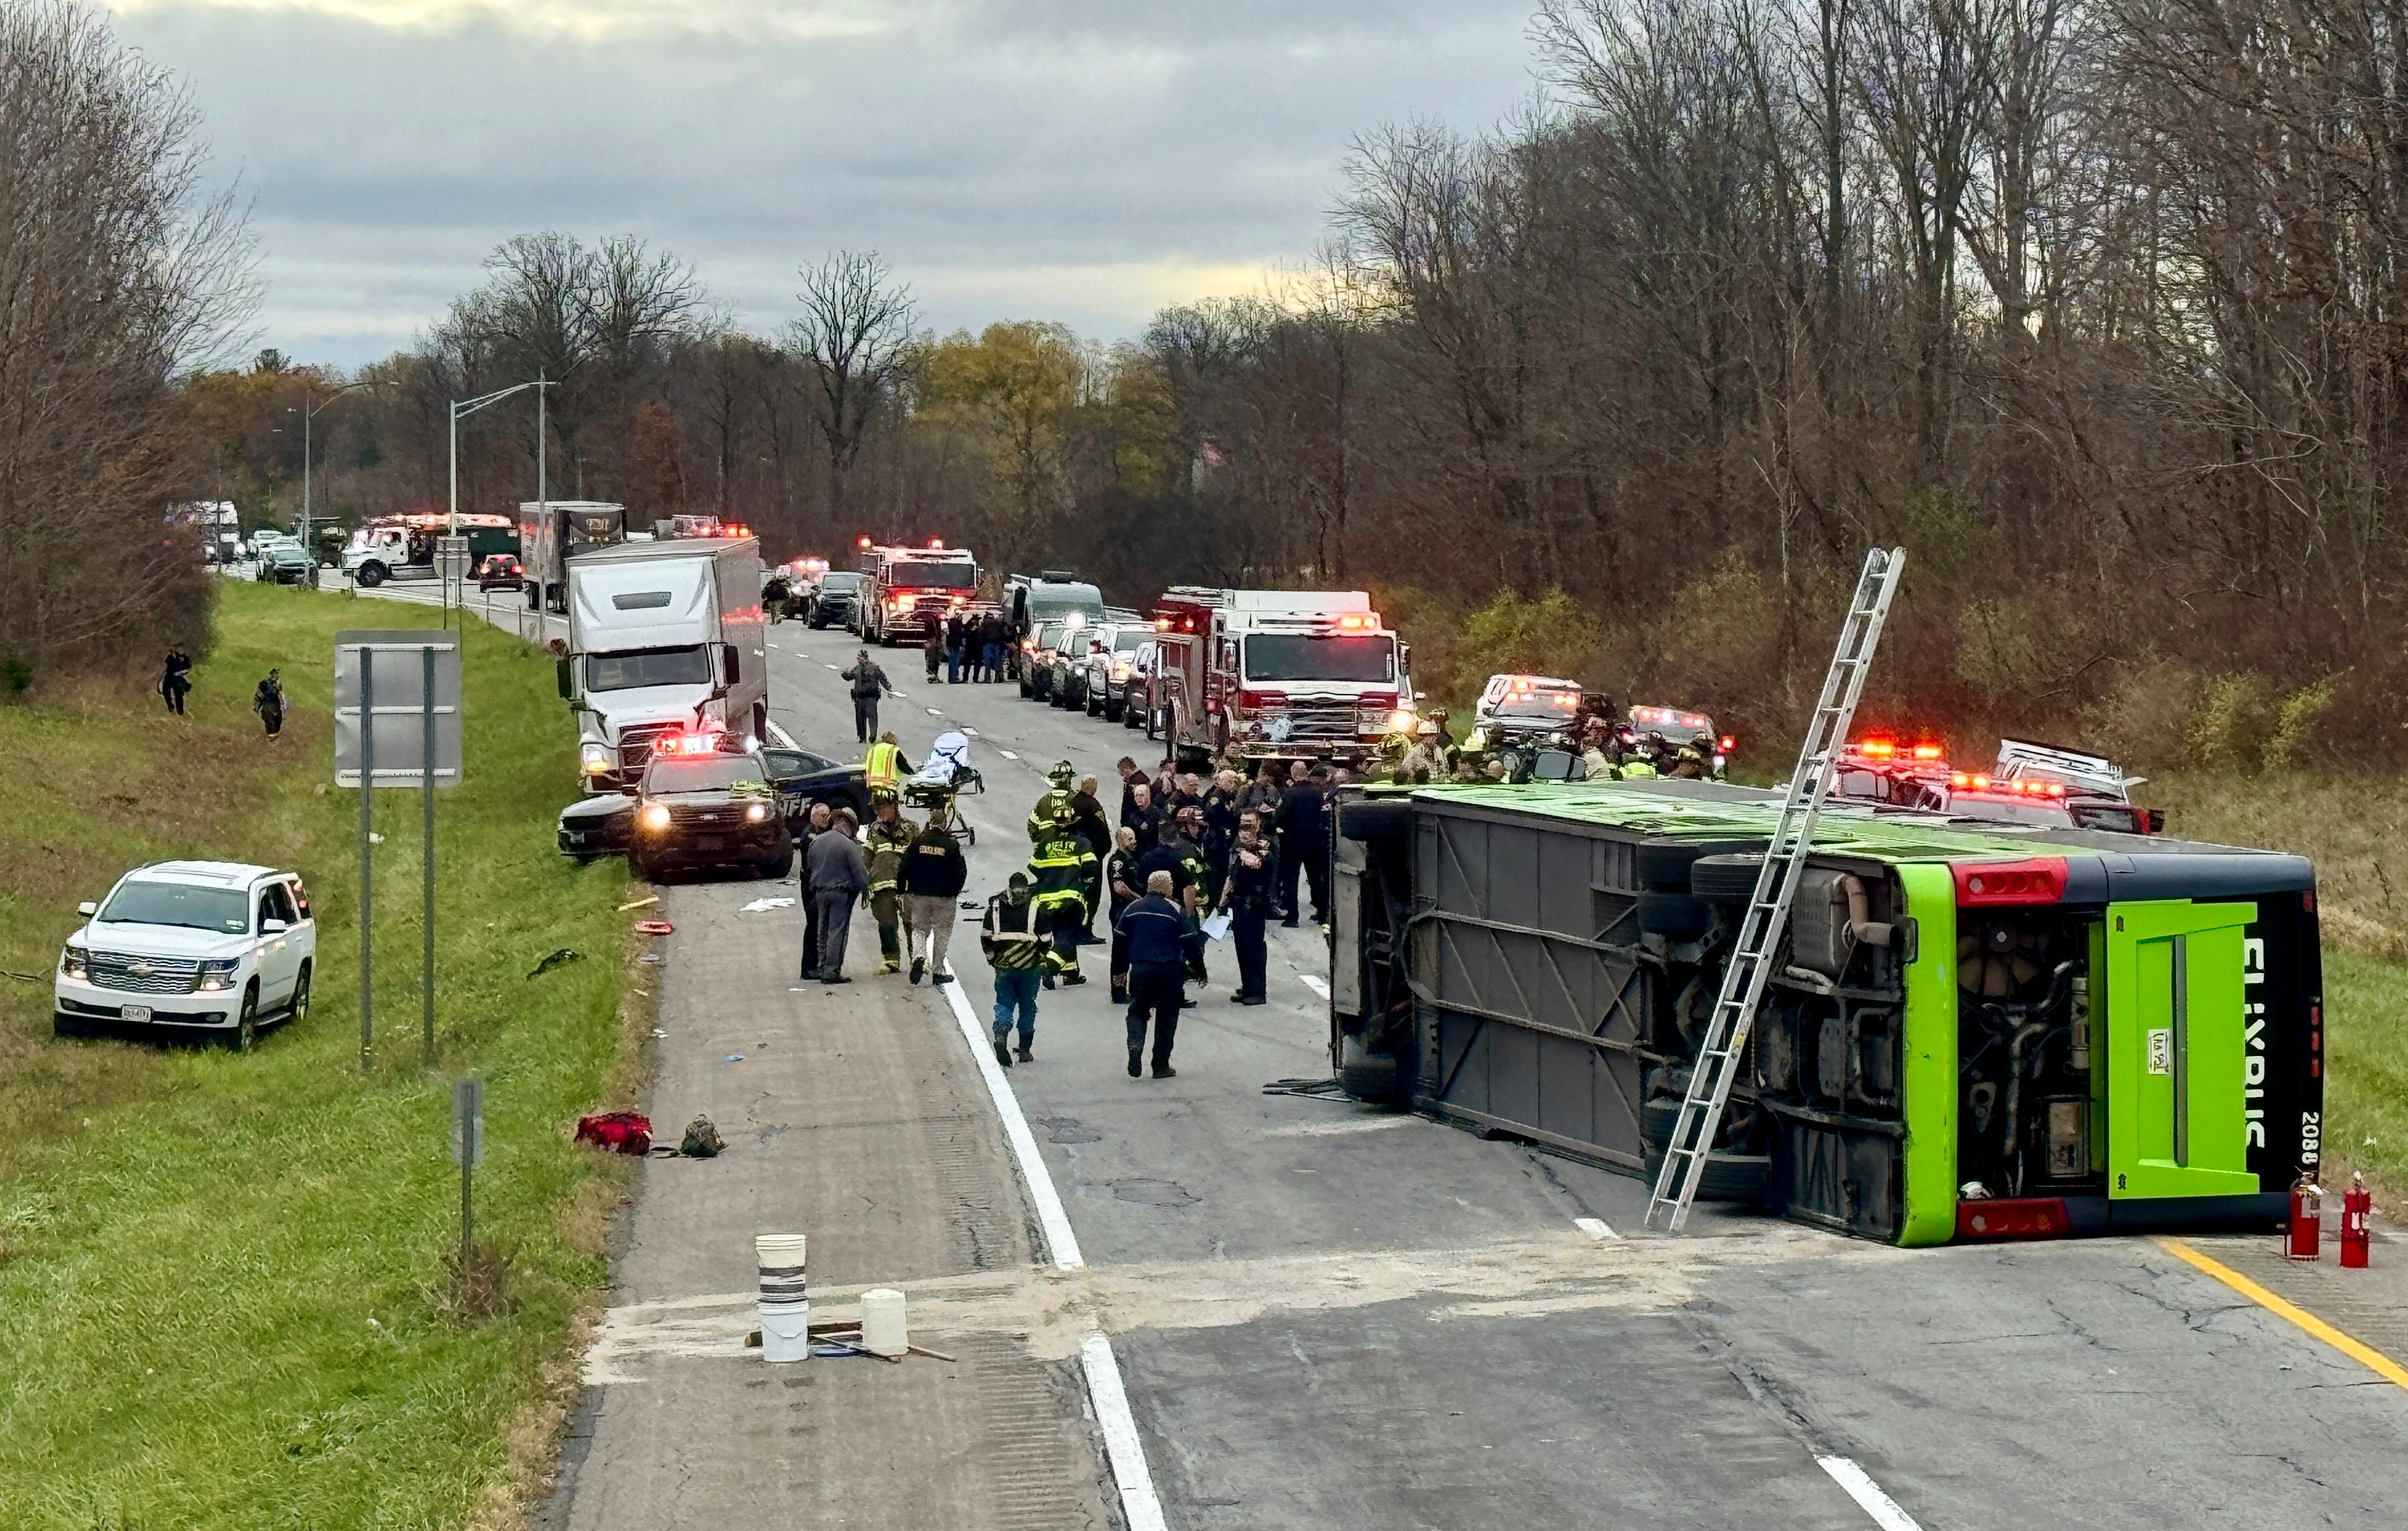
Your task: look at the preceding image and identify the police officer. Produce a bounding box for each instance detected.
[841,649,895,742]
[1027,759,1078,843]
[1026,801,1098,985]
[863,791,918,975]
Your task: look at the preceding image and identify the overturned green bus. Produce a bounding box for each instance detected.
[1330,780,2321,1245]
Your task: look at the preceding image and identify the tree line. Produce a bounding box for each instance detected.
[19,0,2408,766]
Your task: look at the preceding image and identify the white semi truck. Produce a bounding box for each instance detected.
[562,537,768,794]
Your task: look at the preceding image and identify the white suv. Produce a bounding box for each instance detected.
[55,861,317,1050]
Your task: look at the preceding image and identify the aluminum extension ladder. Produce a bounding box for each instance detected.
[1644,546,1907,1232]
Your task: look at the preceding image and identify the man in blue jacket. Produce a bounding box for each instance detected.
[1114,870,1191,1079]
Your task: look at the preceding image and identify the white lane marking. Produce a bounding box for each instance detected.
[961,726,979,738]
[926,706,943,716]
[1262,1116,1415,1139]
[1572,1216,1620,1242]
[936,965,1082,1271]
[998,749,1019,761]
[823,663,840,671]
[1818,1457,1923,1531]
[1296,973,1330,1000]
[938,970,1166,1531]
[765,720,798,749]
[1080,1333,1169,1531]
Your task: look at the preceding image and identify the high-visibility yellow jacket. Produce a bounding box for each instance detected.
[865,740,905,791]
[1027,788,1075,843]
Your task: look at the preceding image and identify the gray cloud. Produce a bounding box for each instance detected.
[108,0,1537,365]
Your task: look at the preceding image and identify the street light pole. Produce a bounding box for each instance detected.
[294,380,374,584]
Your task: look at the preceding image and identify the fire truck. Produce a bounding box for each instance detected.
[857,538,979,645]
[1148,588,1414,770]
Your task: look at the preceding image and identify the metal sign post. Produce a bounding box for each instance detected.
[335,631,465,1071]
[436,535,472,633]
[451,1075,485,1259]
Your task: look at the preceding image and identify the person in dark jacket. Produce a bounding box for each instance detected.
[1200,768,1241,900]
[1103,825,1143,1003]
[900,808,968,984]
[1071,774,1113,939]
[796,801,834,978]
[1220,813,1277,1004]
[981,612,1007,682]
[1115,871,1192,1078]
[1237,761,1284,820]
[841,650,895,742]
[944,612,968,684]
[1120,781,1164,854]
[921,621,946,684]
[252,669,287,741]
[982,873,1047,1066]
[160,646,192,715]
[1275,766,1331,927]
[807,807,870,983]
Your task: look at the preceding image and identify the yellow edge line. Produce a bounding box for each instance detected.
[2156,1237,2408,1389]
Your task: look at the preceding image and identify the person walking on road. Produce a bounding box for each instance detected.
[1104,825,1143,1003]
[900,806,968,984]
[842,649,895,742]
[1276,764,1332,927]
[864,792,916,975]
[807,807,869,984]
[796,801,834,979]
[1221,813,1276,1005]
[1027,802,1096,985]
[1116,870,1192,1079]
[980,612,1006,683]
[252,668,287,741]
[864,730,911,796]
[982,872,1047,1066]
[922,621,945,685]
[160,646,192,716]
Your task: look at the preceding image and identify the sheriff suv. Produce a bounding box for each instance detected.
[55,861,316,1050]
[625,738,795,882]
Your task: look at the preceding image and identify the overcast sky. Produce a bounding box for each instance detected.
[106,0,1540,368]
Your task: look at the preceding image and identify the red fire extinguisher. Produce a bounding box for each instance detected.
[2340,1172,2372,1270]
[2288,1172,2323,1261]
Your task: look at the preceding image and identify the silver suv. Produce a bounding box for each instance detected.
[55,861,317,1050]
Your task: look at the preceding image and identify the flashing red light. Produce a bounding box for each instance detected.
[660,731,723,757]
[928,538,944,549]
[1954,857,2070,906]
[1719,734,1736,752]
[1911,742,1944,760]
[1554,692,1578,708]
[1155,617,1171,630]
[1240,689,1289,709]
[1337,613,1372,631]
[856,535,872,549]
[1860,739,1897,760]
[1956,1198,2070,1240]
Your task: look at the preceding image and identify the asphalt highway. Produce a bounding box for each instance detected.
[758,624,2408,1531]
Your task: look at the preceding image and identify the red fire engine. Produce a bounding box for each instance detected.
[1148,588,1414,769]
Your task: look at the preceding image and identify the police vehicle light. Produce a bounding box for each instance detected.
[745,802,770,823]
[1719,734,1736,752]
[1860,740,1897,760]
[1912,742,1944,760]
[639,803,672,833]
[661,731,723,757]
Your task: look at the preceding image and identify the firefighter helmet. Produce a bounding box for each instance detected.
[1047,759,1076,785]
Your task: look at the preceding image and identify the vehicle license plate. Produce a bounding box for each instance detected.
[123,1005,153,1023]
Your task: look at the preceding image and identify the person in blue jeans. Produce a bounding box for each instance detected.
[1115,870,1192,1079]
[981,873,1047,1067]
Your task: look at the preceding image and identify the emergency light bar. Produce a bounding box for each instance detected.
[659,731,725,757]
[1630,706,1711,732]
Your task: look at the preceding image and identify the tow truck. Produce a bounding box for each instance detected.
[341,513,517,589]
[857,538,978,645]
[1148,587,1414,772]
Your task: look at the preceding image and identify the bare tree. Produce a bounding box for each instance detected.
[791,251,915,525]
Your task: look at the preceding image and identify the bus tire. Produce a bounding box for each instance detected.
[1635,891,1711,939]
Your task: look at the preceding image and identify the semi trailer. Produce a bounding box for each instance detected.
[1330,778,2320,1246]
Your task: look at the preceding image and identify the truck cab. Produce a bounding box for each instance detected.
[564,538,767,793]
[862,543,978,645]
[341,514,516,588]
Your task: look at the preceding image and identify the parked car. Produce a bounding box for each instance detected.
[1121,638,1164,732]
[54,861,316,1049]
[1069,622,1151,718]
[809,570,866,630]
[477,552,525,591]
[254,539,314,584]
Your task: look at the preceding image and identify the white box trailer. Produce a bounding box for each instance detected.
[563,538,766,793]
[520,501,626,613]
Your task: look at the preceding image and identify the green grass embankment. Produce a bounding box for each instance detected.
[0,581,640,1528]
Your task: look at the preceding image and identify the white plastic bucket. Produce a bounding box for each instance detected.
[861,1287,908,1358]
[755,1232,809,1363]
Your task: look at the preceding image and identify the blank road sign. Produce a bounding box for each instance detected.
[334,630,463,788]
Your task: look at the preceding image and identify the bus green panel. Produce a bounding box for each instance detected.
[2106,900,2259,1200]
[1895,863,1958,1246]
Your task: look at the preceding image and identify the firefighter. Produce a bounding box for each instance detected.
[864,731,911,795]
[863,791,918,974]
[1669,733,1710,780]
[1027,801,1098,985]
[1617,732,1663,780]
[1027,759,1078,843]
